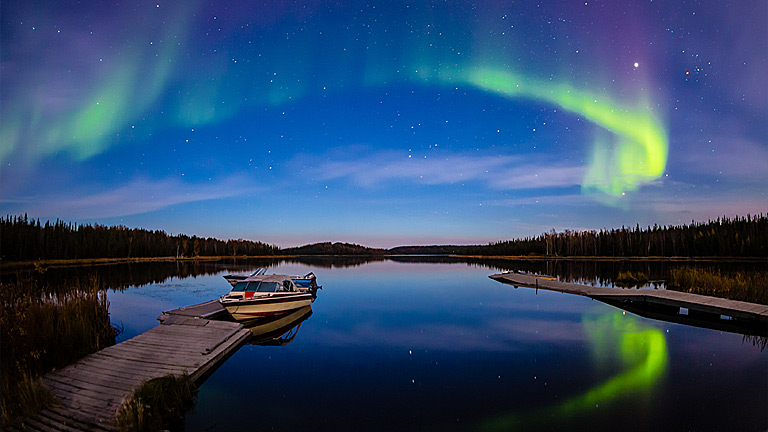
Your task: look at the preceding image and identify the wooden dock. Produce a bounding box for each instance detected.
[11,300,249,431]
[490,272,768,334]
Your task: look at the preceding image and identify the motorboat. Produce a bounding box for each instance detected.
[223,268,320,290]
[219,273,319,323]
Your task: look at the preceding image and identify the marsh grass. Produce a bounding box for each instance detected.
[615,271,650,288]
[668,267,768,305]
[743,335,768,351]
[116,374,197,432]
[0,274,117,426]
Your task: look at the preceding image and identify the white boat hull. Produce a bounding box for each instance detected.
[221,293,313,322]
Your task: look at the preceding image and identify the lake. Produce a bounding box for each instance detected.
[32,259,768,430]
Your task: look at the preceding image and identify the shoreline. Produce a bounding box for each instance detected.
[0,255,294,271]
[449,254,768,262]
[2,254,766,271]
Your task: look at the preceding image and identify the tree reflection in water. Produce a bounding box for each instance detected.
[5,256,764,295]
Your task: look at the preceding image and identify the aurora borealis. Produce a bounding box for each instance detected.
[1,1,766,246]
[467,68,667,198]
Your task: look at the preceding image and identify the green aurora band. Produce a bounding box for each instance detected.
[1,3,669,203]
[5,63,668,201]
[467,69,668,199]
[478,312,668,431]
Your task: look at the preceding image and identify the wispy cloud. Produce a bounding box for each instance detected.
[634,192,768,221]
[489,193,591,207]
[310,150,584,191]
[678,137,768,181]
[488,183,767,225]
[1,175,260,219]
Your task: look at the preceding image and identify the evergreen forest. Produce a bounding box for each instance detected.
[390,214,768,258]
[2,213,766,261]
[1,215,277,261]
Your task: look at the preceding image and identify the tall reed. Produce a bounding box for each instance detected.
[615,271,649,288]
[1,274,117,426]
[667,267,768,305]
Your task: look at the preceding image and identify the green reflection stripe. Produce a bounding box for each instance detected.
[478,312,668,431]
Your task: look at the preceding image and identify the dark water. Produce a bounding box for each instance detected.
[11,258,767,430]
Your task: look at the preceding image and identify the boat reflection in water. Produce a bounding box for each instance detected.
[243,305,313,346]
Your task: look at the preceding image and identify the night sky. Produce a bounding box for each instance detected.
[1,1,766,247]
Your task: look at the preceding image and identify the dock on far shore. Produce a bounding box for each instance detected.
[10,300,248,432]
[490,272,768,336]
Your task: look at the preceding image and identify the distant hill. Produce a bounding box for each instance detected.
[281,243,472,256]
[281,242,386,256]
[388,245,478,255]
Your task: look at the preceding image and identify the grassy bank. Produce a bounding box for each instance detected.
[615,271,649,287]
[0,275,118,426]
[116,374,197,432]
[668,267,768,305]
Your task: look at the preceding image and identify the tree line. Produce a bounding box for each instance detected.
[1,215,277,261]
[504,214,765,257]
[389,214,768,258]
[2,213,766,261]
[487,214,768,257]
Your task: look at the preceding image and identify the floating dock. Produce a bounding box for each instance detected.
[11,300,248,431]
[491,272,768,335]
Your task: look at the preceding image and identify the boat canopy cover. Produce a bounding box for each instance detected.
[231,274,296,292]
[293,279,314,288]
[240,274,295,283]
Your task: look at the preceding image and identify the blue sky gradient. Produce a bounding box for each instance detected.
[1,1,766,247]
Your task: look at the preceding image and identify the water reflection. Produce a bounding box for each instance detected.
[128,261,762,432]
[5,256,764,295]
[480,312,668,431]
[7,257,765,344]
[1,259,281,293]
[598,297,768,337]
[244,305,313,346]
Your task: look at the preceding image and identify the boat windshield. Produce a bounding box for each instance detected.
[255,282,282,292]
[231,280,289,293]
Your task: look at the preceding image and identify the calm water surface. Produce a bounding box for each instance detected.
[102,260,767,431]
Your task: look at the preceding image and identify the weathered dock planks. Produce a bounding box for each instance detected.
[490,272,768,334]
[12,301,249,431]
[159,299,229,321]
